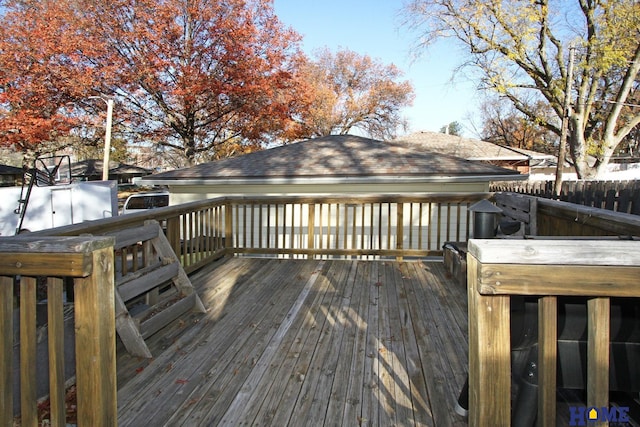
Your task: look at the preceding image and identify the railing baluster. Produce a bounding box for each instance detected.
[418,203,423,250]
[47,277,66,427]
[426,203,432,251]
[437,203,442,250]
[396,203,404,261]
[20,276,38,427]
[0,276,13,427]
[538,296,557,426]
[258,204,263,249]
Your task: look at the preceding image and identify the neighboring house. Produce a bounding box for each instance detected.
[0,164,23,187]
[70,159,152,183]
[397,131,556,177]
[141,134,524,204]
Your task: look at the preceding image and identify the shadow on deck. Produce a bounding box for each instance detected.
[116,257,469,426]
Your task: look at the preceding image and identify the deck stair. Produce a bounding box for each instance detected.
[107,220,205,357]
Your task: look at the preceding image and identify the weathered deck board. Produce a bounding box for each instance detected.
[116,257,469,426]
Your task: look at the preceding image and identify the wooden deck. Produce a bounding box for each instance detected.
[116,257,469,426]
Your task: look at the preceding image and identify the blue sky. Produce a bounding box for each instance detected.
[273,0,481,137]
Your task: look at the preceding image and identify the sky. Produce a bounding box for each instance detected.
[273,0,482,137]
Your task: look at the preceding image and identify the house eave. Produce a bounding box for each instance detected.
[142,174,527,187]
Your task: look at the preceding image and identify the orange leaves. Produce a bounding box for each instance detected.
[0,0,106,151]
[296,48,415,140]
[0,0,307,162]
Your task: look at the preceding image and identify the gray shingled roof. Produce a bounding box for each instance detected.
[396,131,554,161]
[143,135,521,184]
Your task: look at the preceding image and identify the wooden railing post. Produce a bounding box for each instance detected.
[587,297,610,412]
[467,254,511,426]
[225,201,234,255]
[307,203,316,258]
[468,239,640,426]
[165,216,181,257]
[73,241,117,426]
[0,236,116,425]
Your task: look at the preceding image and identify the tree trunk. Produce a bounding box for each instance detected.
[569,115,601,179]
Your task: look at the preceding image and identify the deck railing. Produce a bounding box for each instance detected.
[16,191,640,424]
[36,193,491,268]
[0,236,116,426]
[467,239,640,426]
[226,194,487,258]
[7,192,487,422]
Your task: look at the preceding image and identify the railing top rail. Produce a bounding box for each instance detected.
[535,196,640,233]
[223,192,491,205]
[0,235,114,276]
[469,238,640,266]
[469,238,640,298]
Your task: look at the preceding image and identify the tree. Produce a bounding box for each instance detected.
[479,97,557,154]
[0,0,308,166]
[439,121,463,136]
[297,48,415,140]
[0,0,104,159]
[404,0,640,178]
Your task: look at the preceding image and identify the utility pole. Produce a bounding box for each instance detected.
[102,98,114,181]
[89,96,114,181]
[554,46,575,197]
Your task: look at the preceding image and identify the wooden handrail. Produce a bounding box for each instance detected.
[467,239,640,426]
[0,236,116,426]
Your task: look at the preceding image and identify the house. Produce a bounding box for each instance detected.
[397,131,556,177]
[69,159,152,183]
[0,164,23,187]
[141,135,524,204]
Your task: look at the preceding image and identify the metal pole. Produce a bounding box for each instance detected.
[554,46,575,198]
[102,98,114,181]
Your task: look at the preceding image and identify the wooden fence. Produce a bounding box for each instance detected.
[491,180,640,215]
[467,239,640,426]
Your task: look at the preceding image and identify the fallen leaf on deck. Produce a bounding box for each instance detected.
[175,378,189,384]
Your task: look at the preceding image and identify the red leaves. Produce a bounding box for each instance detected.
[0,0,307,162]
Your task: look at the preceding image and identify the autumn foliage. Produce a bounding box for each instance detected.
[297,48,414,140]
[0,0,308,165]
[0,0,104,153]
